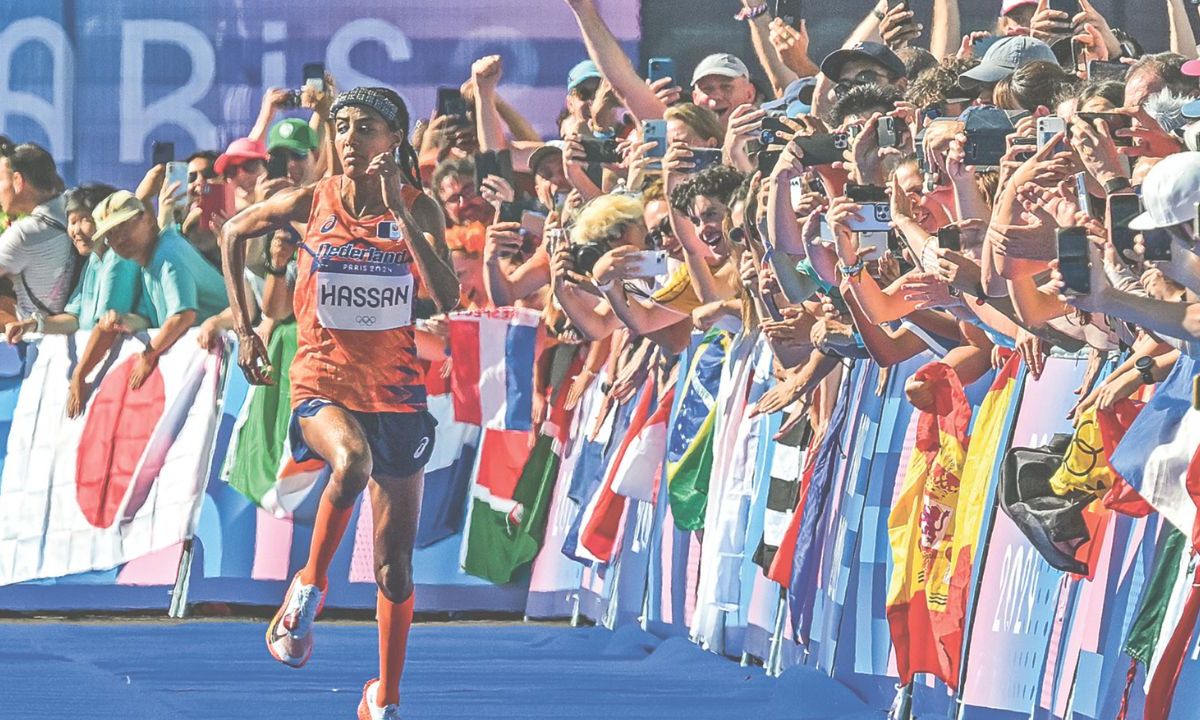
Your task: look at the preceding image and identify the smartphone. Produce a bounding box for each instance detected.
[164,161,189,202]
[267,152,289,180]
[1075,111,1134,147]
[762,291,786,322]
[1056,227,1091,295]
[1038,116,1068,153]
[877,116,899,149]
[690,148,725,173]
[437,87,468,118]
[498,201,523,225]
[1142,227,1173,262]
[760,116,788,147]
[198,183,231,232]
[794,133,849,167]
[475,151,500,188]
[963,128,1009,167]
[581,137,622,165]
[937,225,961,253]
[1074,172,1094,218]
[151,141,174,167]
[845,184,892,233]
[647,57,676,84]
[1086,60,1127,82]
[643,120,668,160]
[521,210,547,238]
[775,0,804,29]
[757,148,783,174]
[1012,135,1037,162]
[626,250,670,279]
[1048,0,1081,16]
[303,62,325,92]
[1108,194,1142,266]
[856,230,890,258]
[789,176,805,211]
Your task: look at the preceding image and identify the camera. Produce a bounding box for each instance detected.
[569,241,611,276]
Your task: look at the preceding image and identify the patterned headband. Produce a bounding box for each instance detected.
[329,88,402,130]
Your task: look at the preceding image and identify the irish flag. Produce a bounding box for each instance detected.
[886,361,972,690]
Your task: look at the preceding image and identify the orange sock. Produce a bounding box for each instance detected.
[297,490,355,591]
[375,592,414,707]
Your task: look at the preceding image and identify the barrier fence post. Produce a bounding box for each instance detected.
[169,538,194,618]
[766,588,788,677]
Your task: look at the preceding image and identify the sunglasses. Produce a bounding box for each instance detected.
[188,168,218,183]
[646,219,673,249]
[834,70,889,98]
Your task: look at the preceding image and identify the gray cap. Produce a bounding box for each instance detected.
[691,53,750,85]
[960,36,1057,85]
[528,141,566,175]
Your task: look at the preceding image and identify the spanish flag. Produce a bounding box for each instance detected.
[886,360,973,690]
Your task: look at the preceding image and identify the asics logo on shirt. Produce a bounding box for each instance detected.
[320,215,338,233]
[413,436,429,459]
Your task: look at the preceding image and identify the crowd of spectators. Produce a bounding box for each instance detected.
[3,0,1200,446]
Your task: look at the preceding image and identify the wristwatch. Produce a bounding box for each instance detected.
[1136,356,1156,385]
[1103,177,1132,195]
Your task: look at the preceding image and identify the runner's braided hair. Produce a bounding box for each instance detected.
[330,86,423,190]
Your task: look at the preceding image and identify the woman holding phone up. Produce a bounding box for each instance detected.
[220,87,459,720]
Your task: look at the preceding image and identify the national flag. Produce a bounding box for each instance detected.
[1097,399,1153,517]
[448,307,540,430]
[754,440,804,572]
[944,350,1023,675]
[1110,355,1200,540]
[666,330,728,531]
[222,322,326,517]
[0,332,222,585]
[461,343,576,584]
[886,361,972,690]
[610,386,673,503]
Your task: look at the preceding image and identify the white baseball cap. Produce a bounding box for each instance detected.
[691,53,750,85]
[1001,0,1038,15]
[1128,152,1200,231]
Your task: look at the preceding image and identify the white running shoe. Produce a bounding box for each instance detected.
[265,572,324,668]
[356,679,402,720]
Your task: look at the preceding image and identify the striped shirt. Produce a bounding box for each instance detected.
[0,195,74,317]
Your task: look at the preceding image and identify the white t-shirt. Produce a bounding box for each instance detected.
[0,195,74,317]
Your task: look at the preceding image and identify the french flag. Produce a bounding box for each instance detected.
[449,308,541,431]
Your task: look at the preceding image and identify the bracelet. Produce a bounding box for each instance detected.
[1103,176,1132,195]
[735,2,769,21]
[838,259,865,278]
[265,261,290,277]
[32,312,45,334]
[596,279,616,293]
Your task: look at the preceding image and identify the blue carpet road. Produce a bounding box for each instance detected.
[0,621,884,719]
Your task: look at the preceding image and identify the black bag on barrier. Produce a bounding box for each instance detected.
[999,433,1092,575]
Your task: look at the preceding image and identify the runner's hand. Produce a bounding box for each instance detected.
[237,329,274,386]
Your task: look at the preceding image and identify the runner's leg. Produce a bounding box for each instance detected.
[296,407,374,590]
[368,470,423,707]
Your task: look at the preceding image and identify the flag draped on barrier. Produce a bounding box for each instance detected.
[886,361,972,689]
[4,322,1200,720]
[0,333,221,585]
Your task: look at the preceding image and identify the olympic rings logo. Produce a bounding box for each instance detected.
[355,315,379,326]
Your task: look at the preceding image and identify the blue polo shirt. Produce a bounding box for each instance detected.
[137,227,229,327]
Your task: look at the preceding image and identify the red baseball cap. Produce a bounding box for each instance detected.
[214,137,269,176]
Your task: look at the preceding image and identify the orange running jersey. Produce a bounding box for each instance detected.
[290,176,427,413]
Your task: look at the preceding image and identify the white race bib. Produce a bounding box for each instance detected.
[315,267,413,331]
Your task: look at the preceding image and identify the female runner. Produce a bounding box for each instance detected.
[220,86,460,720]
